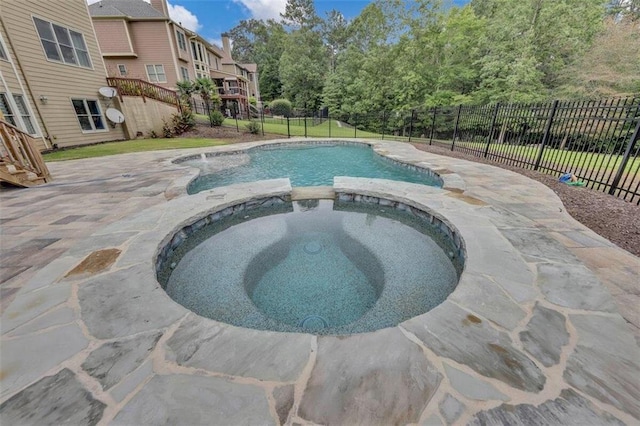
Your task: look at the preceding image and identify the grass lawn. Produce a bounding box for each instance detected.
[224,117,382,139]
[42,138,229,161]
[449,141,639,173]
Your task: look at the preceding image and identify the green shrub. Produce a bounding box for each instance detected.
[162,121,174,138]
[245,120,261,134]
[269,99,292,117]
[171,108,196,135]
[209,110,225,126]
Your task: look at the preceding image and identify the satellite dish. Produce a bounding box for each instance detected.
[99,86,118,98]
[105,108,125,124]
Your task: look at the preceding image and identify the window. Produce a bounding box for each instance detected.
[214,57,218,70]
[72,99,105,132]
[145,64,166,83]
[180,67,189,81]
[176,31,186,50]
[0,40,7,61]
[13,95,36,134]
[0,94,16,126]
[191,41,197,59]
[118,64,127,76]
[33,17,91,68]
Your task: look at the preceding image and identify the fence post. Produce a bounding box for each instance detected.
[287,116,291,138]
[484,103,501,157]
[609,117,640,196]
[408,110,415,143]
[304,116,307,138]
[533,99,559,170]
[354,114,357,138]
[381,111,386,140]
[451,104,462,151]
[328,110,331,138]
[261,108,265,136]
[429,108,437,145]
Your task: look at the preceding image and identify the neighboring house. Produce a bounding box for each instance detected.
[216,35,260,115]
[0,0,126,150]
[89,0,260,117]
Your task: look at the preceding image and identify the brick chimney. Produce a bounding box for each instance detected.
[149,0,169,17]
[222,34,233,59]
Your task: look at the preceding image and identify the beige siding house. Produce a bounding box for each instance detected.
[90,0,260,117]
[1,0,126,150]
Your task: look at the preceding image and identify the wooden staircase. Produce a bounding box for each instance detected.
[0,119,51,187]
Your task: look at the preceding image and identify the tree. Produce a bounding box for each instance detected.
[321,10,350,71]
[194,77,221,124]
[279,24,327,111]
[281,0,320,30]
[227,19,286,101]
[471,0,608,102]
[556,17,640,97]
[176,80,195,102]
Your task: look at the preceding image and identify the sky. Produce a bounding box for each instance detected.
[88,0,469,48]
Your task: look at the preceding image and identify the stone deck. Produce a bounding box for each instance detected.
[1,139,639,425]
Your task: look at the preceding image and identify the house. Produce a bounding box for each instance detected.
[216,35,261,115]
[0,0,127,150]
[89,0,260,117]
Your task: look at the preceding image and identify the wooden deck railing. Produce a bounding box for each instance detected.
[106,77,181,108]
[0,119,51,187]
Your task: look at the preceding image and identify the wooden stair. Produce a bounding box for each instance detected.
[0,119,51,188]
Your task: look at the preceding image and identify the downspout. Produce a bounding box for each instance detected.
[0,18,52,149]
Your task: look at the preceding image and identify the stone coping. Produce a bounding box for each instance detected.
[1,140,639,425]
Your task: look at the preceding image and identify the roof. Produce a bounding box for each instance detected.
[241,64,257,73]
[89,0,165,18]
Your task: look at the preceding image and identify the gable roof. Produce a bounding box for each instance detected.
[89,0,165,18]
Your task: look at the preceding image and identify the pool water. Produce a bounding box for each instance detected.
[187,144,441,194]
[162,200,460,335]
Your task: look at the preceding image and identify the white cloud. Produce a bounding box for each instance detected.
[208,38,222,49]
[167,3,202,32]
[233,0,287,21]
[87,0,201,32]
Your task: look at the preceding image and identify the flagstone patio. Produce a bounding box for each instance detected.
[1,139,638,425]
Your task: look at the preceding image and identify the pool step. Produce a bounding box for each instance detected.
[291,186,335,201]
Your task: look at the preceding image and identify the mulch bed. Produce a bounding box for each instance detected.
[412,143,640,257]
[179,124,639,257]
[181,123,281,142]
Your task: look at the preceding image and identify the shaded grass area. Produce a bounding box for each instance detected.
[222,117,381,139]
[42,138,229,161]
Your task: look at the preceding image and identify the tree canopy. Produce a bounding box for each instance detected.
[228,0,638,111]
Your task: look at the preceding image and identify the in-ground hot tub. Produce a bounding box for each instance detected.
[156,196,465,335]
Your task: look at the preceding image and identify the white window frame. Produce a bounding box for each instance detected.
[146,64,166,83]
[176,31,186,50]
[0,38,8,61]
[12,95,36,134]
[180,67,189,81]
[117,64,127,76]
[32,16,92,69]
[71,98,107,133]
[0,93,17,127]
[0,92,39,136]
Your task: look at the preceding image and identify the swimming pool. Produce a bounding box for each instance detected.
[185,143,441,194]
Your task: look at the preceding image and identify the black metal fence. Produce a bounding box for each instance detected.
[223,97,638,203]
